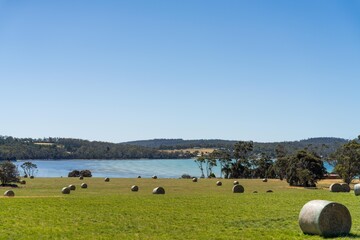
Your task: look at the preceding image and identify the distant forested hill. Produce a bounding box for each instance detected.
[0,136,191,160]
[125,137,349,158]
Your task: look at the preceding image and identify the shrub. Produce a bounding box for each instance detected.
[181,174,191,179]
[68,170,92,177]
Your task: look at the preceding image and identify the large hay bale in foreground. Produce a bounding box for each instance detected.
[233,181,239,185]
[216,181,222,186]
[192,177,198,182]
[354,184,360,196]
[104,177,110,182]
[131,185,139,192]
[152,187,165,194]
[299,200,351,237]
[81,183,88,189]
[329,183,342,192]
[68,185,76,191]
[340,183,350,192]
[232,184,244,193]
[4,190,15,197]
[62,187,70,194]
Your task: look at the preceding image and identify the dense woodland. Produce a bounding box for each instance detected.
[0,136,349,160]
[125,137,348,158]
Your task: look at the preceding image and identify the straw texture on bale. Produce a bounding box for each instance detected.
[152,175,158,179]
[192,177,198,182]
[62,187,70,194]
[216,181,222,186]
[299,200,351,237]
[152,187,165,194]
[81,183,88,189]
[329,183,342,192]
[354,184,360,196]
[104,177,110,182]
[68,185,76,191]
[340,183,350,192]
[262,178,268,182]
[4,190,14,197]
[233,181,239,185]
[232,184,244,193]
[131,185,139,192]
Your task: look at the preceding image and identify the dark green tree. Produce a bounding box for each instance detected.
[230,141,254,178]
[330,139,360,184]
[211,149,232,178]
[286,150,326,187]
[0,161,20,185]
[194,153,206,178]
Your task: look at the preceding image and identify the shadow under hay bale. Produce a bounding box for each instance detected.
[192,177,198,182]
[68,185,76,191]
[233,181,239,185]
[329,183,342,192]
[253,191,258,193]
[232,184,244,193]
[104,177,110,182]
[4,190,14,197]
[62,187,70,194]
[354,184,360,196]
[299,200,351,237]
[340,183,350,192]
[216,181,222,186]
[152,175,158,179]
[131,185,139,192]
[152,187,165,194]
[266,190,273,193]
[81,183,88,189]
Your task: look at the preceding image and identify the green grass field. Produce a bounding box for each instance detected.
[0,177,359,239]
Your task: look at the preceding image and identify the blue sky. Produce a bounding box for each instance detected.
[0,0,359,142]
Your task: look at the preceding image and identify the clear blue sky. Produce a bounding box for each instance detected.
[0,0,359,143]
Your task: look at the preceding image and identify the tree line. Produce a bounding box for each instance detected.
[194,136,360,187]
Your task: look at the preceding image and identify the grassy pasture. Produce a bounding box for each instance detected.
[0,178,359,239]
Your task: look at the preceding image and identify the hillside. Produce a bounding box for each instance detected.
[124,137,349,158]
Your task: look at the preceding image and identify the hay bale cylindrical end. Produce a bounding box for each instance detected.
[104,177,110,182]
[192,177,198,182]
[232,184,244,193]
[62,187,71,194]
[4,190,15,197]
[354,183,360,196]
[152,187,165,194]
[233,181,239,185]
[131,185,139,192]
[81,183,88,189]
[216,181,222,186]
[68,185,76,191]
[329,183,342,192]
[340,183,350,192]
[299,200,351,237]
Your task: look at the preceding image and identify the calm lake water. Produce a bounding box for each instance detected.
[16,159,334,178]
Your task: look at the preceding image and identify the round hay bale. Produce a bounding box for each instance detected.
[340,183,350,192]
[131,185,139,192]
[253,191,258,193]
[137,176,141,178]
[79,176,84,180]
[262,178,268,182]
[104,177,110,182]
[68,185,76,191]
[4,190,14,197]
[233,181,239,185]
[62,187,70,194]
[329,183,342,192]
[354,183,360,196]
[152,175,158,179]
[20,180,26,185]
[216,181,222,186]
[266,190,273,193]
[232,184,244,193]
[192,177,198,182]
[152,187,165,194]
[81,183,88,189]
[299,200,351,237]
[30,176,34,179]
